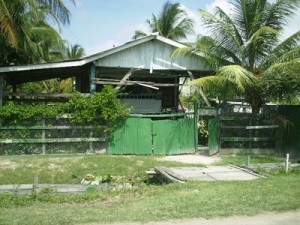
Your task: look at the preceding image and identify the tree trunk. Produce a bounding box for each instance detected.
[251,105,261,114]
[248,90,264,114]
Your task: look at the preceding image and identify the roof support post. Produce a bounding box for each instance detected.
[0,75,3,106]
[90,63,96,94]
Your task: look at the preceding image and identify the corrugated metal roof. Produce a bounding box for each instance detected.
[0,35,186,73]
[0,34,211,84]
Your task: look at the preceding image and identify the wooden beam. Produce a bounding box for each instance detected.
[0,137,106,144]
[93,80,179,87]
[187,71,211,107]
[0,75,3,106]
[115,67,142,90]
[3,92,91,98]
[0,126,96,130]
[137,83,159,90]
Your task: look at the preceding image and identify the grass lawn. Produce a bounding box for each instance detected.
[0,154,299,225]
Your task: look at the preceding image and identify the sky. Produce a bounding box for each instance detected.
[61,0,300,56]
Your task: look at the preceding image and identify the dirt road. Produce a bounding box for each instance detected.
[106,210,300,225]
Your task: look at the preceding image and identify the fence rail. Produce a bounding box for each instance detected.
[0,118,107,155]
[219,115,279,151]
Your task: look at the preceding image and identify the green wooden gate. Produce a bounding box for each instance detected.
[108,114,196,155]
[108,118,152,154]
[208,118,219,155]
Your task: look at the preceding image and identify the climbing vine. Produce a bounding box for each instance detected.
[0,86,130,129]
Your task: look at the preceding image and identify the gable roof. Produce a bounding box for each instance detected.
[0,34,210,84]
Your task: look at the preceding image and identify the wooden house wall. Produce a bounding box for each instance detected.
[94,39,208,71]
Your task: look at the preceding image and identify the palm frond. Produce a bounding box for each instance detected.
[132,30,148,40]
[134,1,193,41]
[264,0,300,31]
[261,59,300,103]
[243,26,279,69]
[217,65,257,93]
[262,30,300,68]
[188,76,239,102]
[199,9,242,55]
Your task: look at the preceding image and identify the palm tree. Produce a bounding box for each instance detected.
[133,1,194,41]
[58,44,85,93]
[0,0,74,50]
[67,44,85,60]
[174,0,300,113]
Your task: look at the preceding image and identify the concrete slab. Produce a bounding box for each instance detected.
[154,166,263,182]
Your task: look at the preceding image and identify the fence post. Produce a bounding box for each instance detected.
[0,75,3,106]
[194,101,198,151]
[42,118,46,155]
[89,129,93,153]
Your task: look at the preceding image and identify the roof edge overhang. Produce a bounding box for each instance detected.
[0,34,188,74]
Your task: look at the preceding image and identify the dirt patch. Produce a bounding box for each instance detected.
[104,210,300,225]
[136,160,144,166]
[48,163,64,172]
[46,156,83,163]
[156,155,220,165]
[0,160,17,170]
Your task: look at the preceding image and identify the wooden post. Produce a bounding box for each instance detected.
[89,129,93,153]
[0,75,3,106]
[42,118,46,155]
[246,155,251,166]
[90,64,96,94]
[285,153,289,173]
[194,101,198,152]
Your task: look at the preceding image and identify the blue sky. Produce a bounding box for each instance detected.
[62,0,300,55]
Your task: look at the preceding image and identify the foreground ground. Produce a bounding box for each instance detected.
[0,154,299,225]
[108,210,300,225]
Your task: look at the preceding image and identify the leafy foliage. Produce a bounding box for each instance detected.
[133,1,194,40]
[0,0,75,66]
[65,86,130,129]
[0,86,130,129]
[0,102,64,125]
[174,0,300,113]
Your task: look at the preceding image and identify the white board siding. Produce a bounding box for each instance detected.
[95,39,209,71]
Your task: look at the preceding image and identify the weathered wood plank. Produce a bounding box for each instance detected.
[130,113,192,118]
[221,137,274,142]
[3,92,91,98]
[94,80,179,87]
[0,137,105,144]
[115,68,139,90]
[0,126,50,130]
[0,126,102,130]
[246,125,279,130]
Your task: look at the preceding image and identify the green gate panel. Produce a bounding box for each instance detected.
[178,118,195,154]
[208,118,218,155]
[108,118,152,154]
[153,120,179,155]
[153,118,195,155]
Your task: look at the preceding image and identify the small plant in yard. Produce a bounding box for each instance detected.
[198,119,208,145]
[81,173,141,186]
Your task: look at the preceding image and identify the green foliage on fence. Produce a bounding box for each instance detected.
[0,102,64,125]
[0,86,130,155]
[0,86,130,128]
[65,86,130,129]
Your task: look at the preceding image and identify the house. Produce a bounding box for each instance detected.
[0,34,211,113]
[0,34,214,155]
